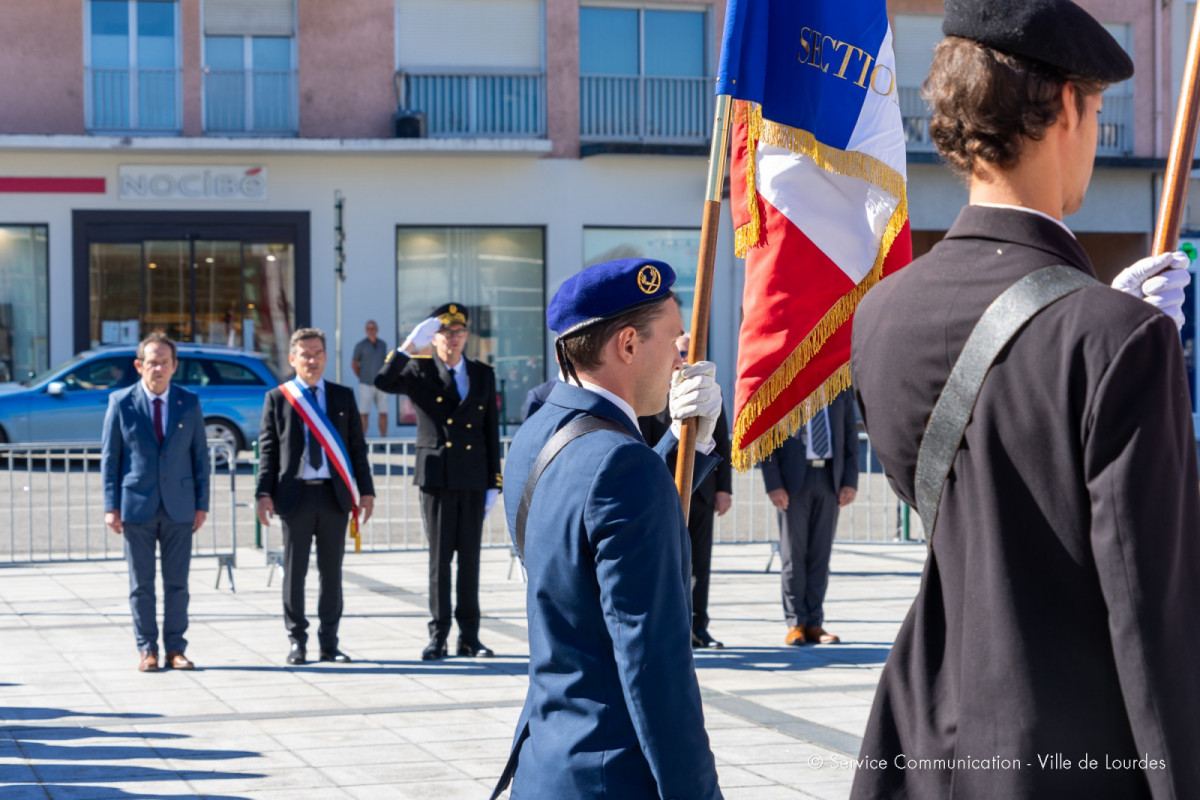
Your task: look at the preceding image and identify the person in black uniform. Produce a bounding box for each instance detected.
[638,333,732,649]
[374,303,502,660]
[849,1,1200,797]
[256,328,375,665]
[760,388,857,647]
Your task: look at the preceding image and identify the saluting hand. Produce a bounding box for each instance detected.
[402,317,442,353]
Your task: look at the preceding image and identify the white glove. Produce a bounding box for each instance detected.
[1111,252,1191,330]
[403,316,442,351]
[668,361,722,448]
[485,488,500,517]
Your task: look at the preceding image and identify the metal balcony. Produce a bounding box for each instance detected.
[398,71,546,137]
[86,67,181,133]
[203,68,298,136]
[580,74,712,144]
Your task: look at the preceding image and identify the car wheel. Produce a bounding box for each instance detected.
[204,418,244,467]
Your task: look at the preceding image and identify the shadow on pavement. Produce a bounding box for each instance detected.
[0,707,161,723]
[691,645,890,670]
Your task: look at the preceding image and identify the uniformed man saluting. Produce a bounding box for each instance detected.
[375,303,501,661]
[492,258,724,800]
[850,0,1200,797]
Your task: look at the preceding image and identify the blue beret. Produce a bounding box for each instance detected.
[547,258,676,337]
[943,0,1133,84]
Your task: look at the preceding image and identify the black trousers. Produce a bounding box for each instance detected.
[688,497,715,634]
[419,486,485,640]
[778,463,838,628]
[280,481,349,650]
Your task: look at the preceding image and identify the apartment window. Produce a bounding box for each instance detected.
[395,227,545,425]
[395,0,546,137]
[203,0,297,135]
[0,226,49,383]
[86,0,180,132]
[1099,24,1133,156]
[583,228,702,331]
[579,6,710,142]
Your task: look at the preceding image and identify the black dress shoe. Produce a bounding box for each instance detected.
[456,639,495,658]
[287,643,307,665]
[319,648,351,663]
[692,630,724,649]
[421,637,447,661]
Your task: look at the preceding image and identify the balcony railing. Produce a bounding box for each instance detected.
[580,74,712,143]
[204,68,298,136]
[398,71,546,137]
[899,86,1134,156]
[86,67,181,133]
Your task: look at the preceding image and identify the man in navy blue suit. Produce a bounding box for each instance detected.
[761,388,858,646]
[492,258,724,800]
[102,332,210,672]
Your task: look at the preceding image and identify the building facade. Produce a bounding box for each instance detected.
[0,0,1196,433]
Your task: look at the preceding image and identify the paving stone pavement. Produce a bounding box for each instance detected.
[0,540,924,799]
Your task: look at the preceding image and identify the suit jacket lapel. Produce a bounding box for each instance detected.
[130,382,160,447]
[160,384,182,447]
[432,353,460,402]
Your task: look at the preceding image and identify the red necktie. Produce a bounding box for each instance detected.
[153,398,164,445]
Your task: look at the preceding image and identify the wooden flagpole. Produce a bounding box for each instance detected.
[675,94,734,519]
[1153,5,1200,254]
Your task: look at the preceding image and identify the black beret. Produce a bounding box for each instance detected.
[943,0,1133,84]
[432,302,468,326]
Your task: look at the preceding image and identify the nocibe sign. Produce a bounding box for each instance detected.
[118,165,268,201]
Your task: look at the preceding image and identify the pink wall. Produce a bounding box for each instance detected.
[181,0,203,136]
[546,0,579,158]
[0,0,85,134]
[297,0,395,138]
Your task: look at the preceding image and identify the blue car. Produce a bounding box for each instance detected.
[0,344,282,453]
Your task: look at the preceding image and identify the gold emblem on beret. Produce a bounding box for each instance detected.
[636,265,661,295]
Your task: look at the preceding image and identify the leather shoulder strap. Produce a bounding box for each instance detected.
[914,265,1099,543]
[514,415,634,559]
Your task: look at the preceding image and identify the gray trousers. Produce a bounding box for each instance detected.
[778,464,838,628]
[124,508,193,654]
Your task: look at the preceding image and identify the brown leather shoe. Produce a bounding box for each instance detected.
[784,626,807,646]
[164,651,195,670]
[804,625,841,644]
[138,651,159,672]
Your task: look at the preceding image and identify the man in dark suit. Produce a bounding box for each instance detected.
[102,332,209,672]
[639,334,732,649]
[761,388,858,646]
[521,377,557,421]
[848,2,1200,797]
[256,328,375,666]
[375,303,502,661]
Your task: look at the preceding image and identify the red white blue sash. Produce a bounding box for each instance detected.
[280,379,361,545]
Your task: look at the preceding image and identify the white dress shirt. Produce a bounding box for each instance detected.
[300,377,332,480]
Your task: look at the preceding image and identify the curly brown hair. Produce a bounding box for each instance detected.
[924,36,1107,179]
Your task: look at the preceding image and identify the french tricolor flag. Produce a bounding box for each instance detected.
[718,0,912,469]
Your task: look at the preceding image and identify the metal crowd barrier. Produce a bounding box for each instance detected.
[0,441,241,590]
[0,433,914,573]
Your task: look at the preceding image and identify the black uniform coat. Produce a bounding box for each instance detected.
[637,404,733,506]
[849,205,1200,798]
[374,351,502,491]
[254,380,375,515]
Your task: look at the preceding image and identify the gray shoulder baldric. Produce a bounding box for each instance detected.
[513,414,635,560]
[914,265,1099,543]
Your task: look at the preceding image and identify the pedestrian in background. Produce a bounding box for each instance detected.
[102,332,209,672]
[375,303,502,661]
[256,328,375,666]
[761,388,858,647]
[351,319,389,437]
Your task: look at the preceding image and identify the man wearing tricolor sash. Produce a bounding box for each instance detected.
[256,328,375,666]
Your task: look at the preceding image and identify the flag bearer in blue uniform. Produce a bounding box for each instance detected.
[491,258,725,800]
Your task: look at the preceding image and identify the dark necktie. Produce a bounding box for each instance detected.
[810,408,831,459]
[152,398,164,445]
[447,366,462,403]
[307,386,323,470]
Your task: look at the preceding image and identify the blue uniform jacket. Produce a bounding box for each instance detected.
[501,381,723,800]
[101,383,210,524]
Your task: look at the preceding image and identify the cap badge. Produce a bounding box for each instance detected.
[637,265,662,295]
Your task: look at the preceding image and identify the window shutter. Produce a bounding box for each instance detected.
[397,0,542,71]
[893,14,945,88]
[205,0,295,37]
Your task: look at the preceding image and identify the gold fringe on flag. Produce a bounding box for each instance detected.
[731,194,909,472]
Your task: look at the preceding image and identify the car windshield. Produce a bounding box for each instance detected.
[22,354,85,387]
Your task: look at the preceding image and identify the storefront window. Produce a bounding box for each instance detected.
[582,227,702,328]
[0,225,50,382]
[395,227,545,426]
